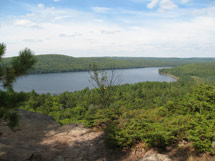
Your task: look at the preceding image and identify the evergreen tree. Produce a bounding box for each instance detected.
[0,43,36,128]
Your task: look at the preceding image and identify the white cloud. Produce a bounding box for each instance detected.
[91,7,111,13]
[101,30,121,34]
[24,39,43,43]
[54,15,73,20]
[60,32,82,38]
[14,19,32,26]
[181,0,189,4]
[53,0,60,2]
[147,0,178,11]
[2,4,215,57]
[13,19,39,28]
[38,3,45,9]
[147,0,159,9]
[192,6,215,17]
[159,0,178,11]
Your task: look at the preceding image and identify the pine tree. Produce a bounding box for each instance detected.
[0,43,36,128]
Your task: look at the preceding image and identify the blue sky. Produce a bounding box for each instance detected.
[0,0,215,57]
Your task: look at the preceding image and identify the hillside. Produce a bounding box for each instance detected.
[1,109,214,161]
[159,62,215,83]
[3,55,215,74]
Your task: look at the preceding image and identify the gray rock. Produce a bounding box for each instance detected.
[137,153,172,161]
[18,109,60,129]
[55,155,65,161]
[0,109,106,161]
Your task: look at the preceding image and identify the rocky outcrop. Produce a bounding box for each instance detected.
[0,109,106,161]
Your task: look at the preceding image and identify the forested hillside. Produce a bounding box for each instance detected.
[3,54,215,73]
[159,62,215,83]
[18,62,215,153]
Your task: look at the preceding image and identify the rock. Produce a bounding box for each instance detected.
[0,109,106,161]
[55,155,65,161]
[137,152,172,161]
[18,109,60,129]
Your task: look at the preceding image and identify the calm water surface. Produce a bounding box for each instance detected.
[6,68,175,94]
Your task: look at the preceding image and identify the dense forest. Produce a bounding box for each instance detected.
[3,54,215,74]
[11,62,215,153]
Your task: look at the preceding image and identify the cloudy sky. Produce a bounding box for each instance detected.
[0,0,215,57]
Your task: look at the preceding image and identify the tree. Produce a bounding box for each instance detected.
[88,63,121,108]
[0,43,36,128]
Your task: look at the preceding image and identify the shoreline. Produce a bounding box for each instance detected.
[29,66,173,75]
[159,72,179,81]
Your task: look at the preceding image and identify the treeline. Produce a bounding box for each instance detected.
[3,54,215,74]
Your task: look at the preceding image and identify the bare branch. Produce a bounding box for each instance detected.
[88,64,122,108]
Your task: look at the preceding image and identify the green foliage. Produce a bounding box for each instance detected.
[188,113,215,152]
[20,82,215,152]
[0,107,19,128]
[2,48,36,90]
[159,84,215,152]
[0,43,6,60]
[0,43,36,128]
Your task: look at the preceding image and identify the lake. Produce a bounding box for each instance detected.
[3,68,175,94]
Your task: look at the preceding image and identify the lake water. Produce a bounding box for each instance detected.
[2,68,175,94]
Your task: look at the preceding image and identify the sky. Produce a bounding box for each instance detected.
[0,0,215,57]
